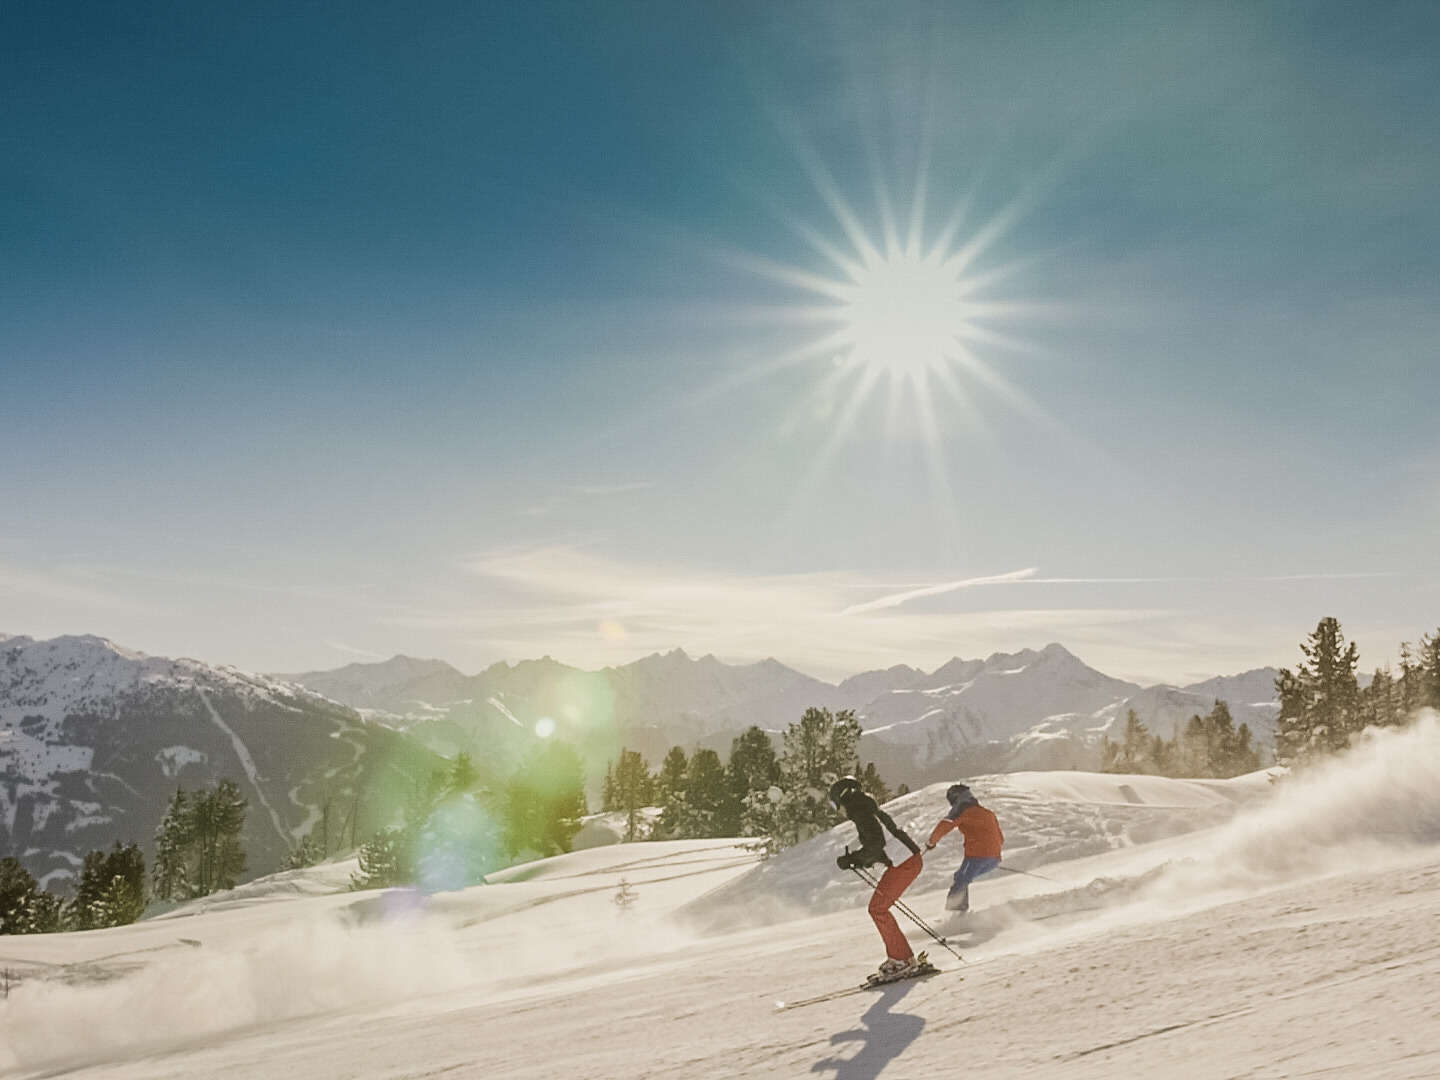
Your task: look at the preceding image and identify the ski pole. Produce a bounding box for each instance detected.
[852,867,963,963]
[996,866,1061,884]
[851,866,965,963]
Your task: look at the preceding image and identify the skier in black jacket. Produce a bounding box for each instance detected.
[830,776,926,979]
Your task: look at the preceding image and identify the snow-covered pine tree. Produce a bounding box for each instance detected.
[285,836,320,870]
[67,842,146,929]
[0,857,61,935]
[350,828,413,889]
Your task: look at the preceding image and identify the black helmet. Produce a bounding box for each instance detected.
[946,782,973,804]
[829,775,861,808]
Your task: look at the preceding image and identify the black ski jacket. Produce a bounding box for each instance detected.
[838,791,920,869]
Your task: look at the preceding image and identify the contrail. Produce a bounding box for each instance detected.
[839,567,1039,616]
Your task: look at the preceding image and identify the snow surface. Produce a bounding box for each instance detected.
[3,715,1439,1079]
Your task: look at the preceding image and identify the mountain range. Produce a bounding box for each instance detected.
[279,641,1281,785]
[2,631,1279,891]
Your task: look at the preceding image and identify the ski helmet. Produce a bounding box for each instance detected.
[946,782,973,804]
[829,775,861,808]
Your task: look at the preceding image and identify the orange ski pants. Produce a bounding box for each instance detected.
[868,853,924,961]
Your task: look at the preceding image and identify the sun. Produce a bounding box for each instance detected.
[721,159,1043,461]
[701,154,1058,531]
[836,249,973,384]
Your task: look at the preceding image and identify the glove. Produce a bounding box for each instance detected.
[836,852,857,871]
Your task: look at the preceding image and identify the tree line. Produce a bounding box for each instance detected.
[1100,617,1440,779]
[1100,701,1262,778]
[1274,617,1440,766]
[600,707,898,854]
[1,778,248,936]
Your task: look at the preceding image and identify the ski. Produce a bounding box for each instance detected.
[774,964,952,1012]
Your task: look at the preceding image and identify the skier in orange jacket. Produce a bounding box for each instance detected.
[925,783,1003,912]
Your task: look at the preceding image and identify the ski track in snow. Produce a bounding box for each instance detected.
[2,714,1439,1079]
[197,689,289,844]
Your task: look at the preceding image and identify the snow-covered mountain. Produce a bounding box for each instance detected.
[273,655,470,714]
[0,635,444,890]
[283,643,1280,784]
[846,644,1143,781]
[276,647,846,772]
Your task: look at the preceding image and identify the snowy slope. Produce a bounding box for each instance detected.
[3,714,1437,1079]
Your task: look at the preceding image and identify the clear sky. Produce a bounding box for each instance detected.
[3,1,1437,685]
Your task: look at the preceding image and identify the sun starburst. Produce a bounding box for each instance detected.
[729,161,1049,484]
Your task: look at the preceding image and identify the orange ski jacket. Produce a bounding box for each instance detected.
[927,804,1003,859]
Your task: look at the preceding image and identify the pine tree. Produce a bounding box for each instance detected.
[601,762,617,812]
[1,858,45,935]
[723,727,778,836]
[192,780,248,894]
[151,788,192,901]
[761,707,864,852]
[0,857,62,935]
[1101,709,1151,773]
[68,843,146,929]
[670,748,729,838]
[655,746,689,838]
[350,828,413,889]
[1419,630,1440,711]
[1275,617,1361,766]
[610,748,653,842]
[726,726,779,794]
[152,780,248,899]
[285,837,320,870]
[1359,667,1401,729]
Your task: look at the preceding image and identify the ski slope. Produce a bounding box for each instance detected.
[4,715,1439,1079]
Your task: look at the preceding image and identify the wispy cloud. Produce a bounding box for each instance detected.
[570,481,656,497]
[839,567,1039,615]
[835,569,1403,617]
[323,640,388,660]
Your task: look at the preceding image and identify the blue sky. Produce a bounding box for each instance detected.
[2,1,1437,684]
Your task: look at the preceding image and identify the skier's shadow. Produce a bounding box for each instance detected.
[810,981,925,1080]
